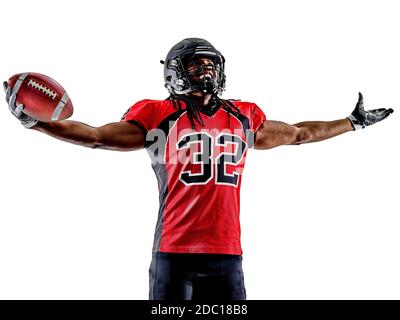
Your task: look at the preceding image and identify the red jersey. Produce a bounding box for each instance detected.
[121,99,266,255]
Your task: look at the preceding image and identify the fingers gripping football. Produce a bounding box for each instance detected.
[3,81,38,128]
[348,92,394,130]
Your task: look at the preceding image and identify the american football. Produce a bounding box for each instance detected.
[7,72,73,122]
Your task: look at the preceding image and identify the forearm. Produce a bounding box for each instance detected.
[32,120,101,148]
[294,118,353,144]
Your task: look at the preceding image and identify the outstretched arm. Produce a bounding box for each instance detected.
[254,118,352,149]
[4,81,145,151]
[32,120,145,151]
[254,93,394,150]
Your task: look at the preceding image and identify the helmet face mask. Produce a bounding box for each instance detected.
[184,55,221,93]
[163,38,226,96]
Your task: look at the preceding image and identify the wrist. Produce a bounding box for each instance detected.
[21,118,39,129]
[346,116,356,131]
[347,114,364,130]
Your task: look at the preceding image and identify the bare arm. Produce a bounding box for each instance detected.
[3,80,145,151]
[254,93,394,150]
[254,118,353,150]
[31,120,145,151]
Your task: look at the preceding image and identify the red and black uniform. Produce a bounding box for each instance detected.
[121,99,266,256]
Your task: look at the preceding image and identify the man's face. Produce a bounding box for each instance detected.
[185,57,219,84]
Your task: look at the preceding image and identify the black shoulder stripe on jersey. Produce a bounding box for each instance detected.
[157,109,187,136]
[235,113,253,147]
[220,109,253,148]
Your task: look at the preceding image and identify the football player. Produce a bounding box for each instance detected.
[3,38,394,300]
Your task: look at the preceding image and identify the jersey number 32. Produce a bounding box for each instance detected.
[177,132,247,187]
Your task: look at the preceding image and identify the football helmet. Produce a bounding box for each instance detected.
[161,38,226,95]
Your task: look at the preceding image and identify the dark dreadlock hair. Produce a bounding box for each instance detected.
[166,94,242,130]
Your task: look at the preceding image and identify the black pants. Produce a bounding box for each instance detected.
[149,252,246,300]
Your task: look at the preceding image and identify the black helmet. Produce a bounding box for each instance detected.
[161,38,226,96]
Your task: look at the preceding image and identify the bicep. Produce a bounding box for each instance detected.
[97,121,146,151]
[254,120,300,150]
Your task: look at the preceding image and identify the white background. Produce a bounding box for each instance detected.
[0,0,399,299]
